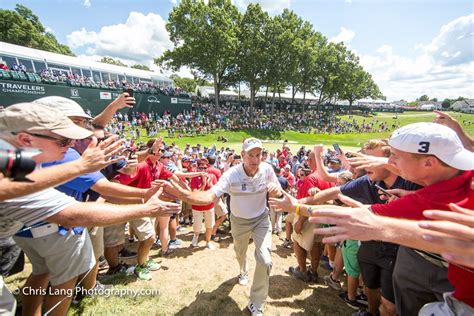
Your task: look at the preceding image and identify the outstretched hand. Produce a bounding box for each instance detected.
[269,190,297,212]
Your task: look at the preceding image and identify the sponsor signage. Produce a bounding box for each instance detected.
[0,82,45,95]
[147,95,160,103]
[70,88,80,98]
[178,98,192,104]
[100,91,112,100]
[171,97,178,104]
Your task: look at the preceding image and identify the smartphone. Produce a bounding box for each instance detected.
[124,148,135,159]
[374,184,395,198]
[333,143,342,155]
[123,87,134,98]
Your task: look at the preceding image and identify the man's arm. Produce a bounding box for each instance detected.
[92,93,135,128]
[91,178,150,199]
[160,179,218,205]
[313,145,338,183]
[299,186,342,205]
[309,204,474,267]
[47,188,179,227]
[0,136,124,201]
[433,110,474,151]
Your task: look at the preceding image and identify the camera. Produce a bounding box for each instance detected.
[0,148,39,181]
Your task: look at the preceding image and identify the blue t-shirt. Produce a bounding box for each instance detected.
[340,175,421,205]
[43,148,105,201]
[277,175,289,191]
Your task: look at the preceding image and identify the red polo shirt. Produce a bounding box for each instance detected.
[371,171,473,220]
[190,174,217,211]
[449,186,474,307]
[116,159,173,188]
[296,171,333,199]
[372,171,473,307]
[208,166,222,180]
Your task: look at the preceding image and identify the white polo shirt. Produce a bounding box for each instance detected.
[211,162,280,219]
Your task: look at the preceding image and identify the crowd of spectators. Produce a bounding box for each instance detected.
[0,59,185,96]
[1,91,473,316]
[101,102,399,140]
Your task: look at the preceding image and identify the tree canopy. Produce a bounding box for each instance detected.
[0,4,74,56]
[158,0,383,110]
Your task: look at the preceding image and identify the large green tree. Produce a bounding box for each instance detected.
[100,56,128,67]
[0,4,74,56]
[158,0,240,110]
[131,64,151,71]
[236,3,271,112]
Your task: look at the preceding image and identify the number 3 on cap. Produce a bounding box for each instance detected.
[418,141,430,153]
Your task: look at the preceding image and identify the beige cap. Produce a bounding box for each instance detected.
[0,103,93,139]
[242,137,263,152]
[33,96,92,119]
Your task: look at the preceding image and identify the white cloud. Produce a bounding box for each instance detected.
[169,0,178,5]
[67,27,98,49]
[83,0,91,8]
[233,0,291,14]
[330,27,355,44]
[358,16,474,101]
[422,14,474,66]
[67,12,173,65]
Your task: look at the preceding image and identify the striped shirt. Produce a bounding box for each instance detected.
[0,188,77,238]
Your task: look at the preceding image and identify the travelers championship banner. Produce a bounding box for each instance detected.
[0,80,192,116]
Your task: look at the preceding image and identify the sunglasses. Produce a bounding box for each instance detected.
[27,132,74,147]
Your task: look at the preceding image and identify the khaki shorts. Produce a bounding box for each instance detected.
[13,230,96,286]
[292,218,323,252]
[104,224,125,248]
[192,209,215,232]
[129,217,155,241]
[214,198,228,217]
[88,226,104,260]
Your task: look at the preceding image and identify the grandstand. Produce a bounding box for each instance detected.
[0,41,192,115]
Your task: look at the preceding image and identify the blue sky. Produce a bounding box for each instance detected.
[2,0,473,101]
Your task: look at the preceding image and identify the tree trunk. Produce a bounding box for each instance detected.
[213,75,219,113]
[291,85,296,106]
[271,88,276,120]
[250,84,255,115]
[302,90,306,114]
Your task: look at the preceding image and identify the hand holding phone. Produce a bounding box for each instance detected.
[123,88,134,98]
[374,184,396,198]
[333,143,342,155]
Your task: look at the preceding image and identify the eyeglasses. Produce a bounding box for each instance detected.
[27,132,74,147]
[198,166,208,170]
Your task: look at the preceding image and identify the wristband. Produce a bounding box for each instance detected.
[295,204,300,216]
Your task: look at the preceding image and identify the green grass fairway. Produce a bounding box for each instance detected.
[130,111,474,153]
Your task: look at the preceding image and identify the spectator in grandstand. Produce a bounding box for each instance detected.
[0,60,8,71]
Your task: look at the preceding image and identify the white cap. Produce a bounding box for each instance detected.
[33,96,92,119]
[389,122,474,170]
[242,138,263,152]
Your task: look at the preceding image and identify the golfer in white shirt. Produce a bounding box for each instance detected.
[165,138,282,316]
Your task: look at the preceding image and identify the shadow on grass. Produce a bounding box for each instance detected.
[175,278,245,316]
[268,284,352,316]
